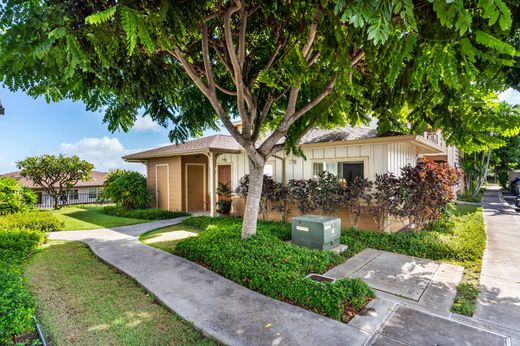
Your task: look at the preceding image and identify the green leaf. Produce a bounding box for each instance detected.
[85,6,117,25]
[120,7,138,55]
[474,30,516,56]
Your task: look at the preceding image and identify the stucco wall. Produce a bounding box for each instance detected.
[146,156,182,211]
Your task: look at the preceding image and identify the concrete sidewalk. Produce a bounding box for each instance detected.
[49,217,518,345]
[474,187,520,332]
[50,220,370,346]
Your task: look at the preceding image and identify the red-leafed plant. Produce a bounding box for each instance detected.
[343,177,372,228]
[399,159,461,229]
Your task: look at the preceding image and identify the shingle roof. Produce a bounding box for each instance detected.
[301,126,377,144]
[123,134,242,160]
[0,170,107,189]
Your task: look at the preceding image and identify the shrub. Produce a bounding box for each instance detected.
[287,178,317,215]
[366,173,401,231]
[236,174,277,219]
[0,228,47,265]
[498,170,509,190]
[399,159,461,228]
[0,177,36,215]
[343,177,372,228]
[0,265,36,344]
[0,210,64,232]
[103,205,189,220]
[177,217,374,321]
[314,171,343,214]
[101,169,150,210]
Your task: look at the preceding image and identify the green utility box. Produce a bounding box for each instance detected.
[291,215,341,250]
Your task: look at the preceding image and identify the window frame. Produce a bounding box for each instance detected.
[310,156,369,181]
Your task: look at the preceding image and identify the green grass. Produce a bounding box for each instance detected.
[341,205,486,316]
[457,188,485,203]
[50,205,146,230]
[25,240,218,346]
[139,224,202,253]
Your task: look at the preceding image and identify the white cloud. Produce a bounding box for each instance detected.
[132,115,164,132]
[0,154,16,173]
[499,88,520,105]
[60,137,146,174]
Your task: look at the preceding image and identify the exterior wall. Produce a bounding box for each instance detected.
[218,141,418,184]
[231,197,405,232]
[146,157,182,211]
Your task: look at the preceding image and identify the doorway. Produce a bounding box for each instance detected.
[186,164,206,211]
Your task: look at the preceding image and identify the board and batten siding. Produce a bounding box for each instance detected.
[217,141,419,185]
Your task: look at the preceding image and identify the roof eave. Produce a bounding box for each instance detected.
[122,147,242,161]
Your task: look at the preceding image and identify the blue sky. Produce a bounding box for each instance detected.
[0,86,519,175]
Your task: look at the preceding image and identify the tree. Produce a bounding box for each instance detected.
[0,1,517,238]
[17,155,93,209]
[101,169,150,210]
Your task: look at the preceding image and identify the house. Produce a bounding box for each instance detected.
[0,170,107,208]
[124,125,461,231]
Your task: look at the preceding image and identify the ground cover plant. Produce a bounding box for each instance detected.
[104,205,189,220]
[51,205,145,230]
[0,210,54,343]
[457,188,485,203]
[173,216,374,322]
[341,205,485,316]
[25,240,217,345]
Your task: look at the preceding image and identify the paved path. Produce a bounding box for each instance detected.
[474,186,520,332]
[50,219,370,346]
[49,216,519,345]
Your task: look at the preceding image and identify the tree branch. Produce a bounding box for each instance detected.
[201,22,215,92]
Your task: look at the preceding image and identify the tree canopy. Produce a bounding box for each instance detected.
[17,154,93,209]
[1,0,519,235]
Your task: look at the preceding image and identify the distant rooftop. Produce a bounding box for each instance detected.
[0,170,107,189]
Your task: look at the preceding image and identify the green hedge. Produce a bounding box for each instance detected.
[0,265,36,344]
[341,211,486,263]
[0,228,47,266]
[0,210,64,232]
[176,217,374,321]
[103,205,190,220]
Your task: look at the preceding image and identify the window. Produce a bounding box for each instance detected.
[313,161,364,182]
[339,162,364,182]
[313,162,338,177]
[69,189,79,200]
[88,188,97,199]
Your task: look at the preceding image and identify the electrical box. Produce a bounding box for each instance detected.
[291,215,341,250]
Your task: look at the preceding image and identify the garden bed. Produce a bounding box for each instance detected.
[160,216,375,323]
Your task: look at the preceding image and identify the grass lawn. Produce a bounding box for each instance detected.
[25,240,217,346]
[139,224,202,253]
[457,188,485,203]
[50,205,146,230]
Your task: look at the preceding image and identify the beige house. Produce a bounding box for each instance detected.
[124,126,460,231]
[0,170,107,208]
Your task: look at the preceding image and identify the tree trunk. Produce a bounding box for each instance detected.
[241,161,265,239]
[473,148,492,197]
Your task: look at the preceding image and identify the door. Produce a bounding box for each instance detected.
[156,165,169,210]
[218,164,232,187]
[187,164,205,211]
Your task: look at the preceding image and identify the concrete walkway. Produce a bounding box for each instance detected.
[50,220,370,346]
[474,186,520,332]
[49,216,520,345]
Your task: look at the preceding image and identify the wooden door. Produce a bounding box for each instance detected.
[156,165,169,210]
[187,164,205,211]
[218,164,232,187]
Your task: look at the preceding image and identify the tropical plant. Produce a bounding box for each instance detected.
[16,155,93,209]
[101,169,150,210]
[343,177,372,228]
[0,177,36,215]
[287,179,318,215]
[1,0,517,238]
[367,173,401,232]
[269,182,290,222]
[216,182,233,215]
[314,171,343,215]
[399,160,461,229]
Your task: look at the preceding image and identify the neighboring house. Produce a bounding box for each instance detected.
[0,170,107,208]
[124,125,462,232]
